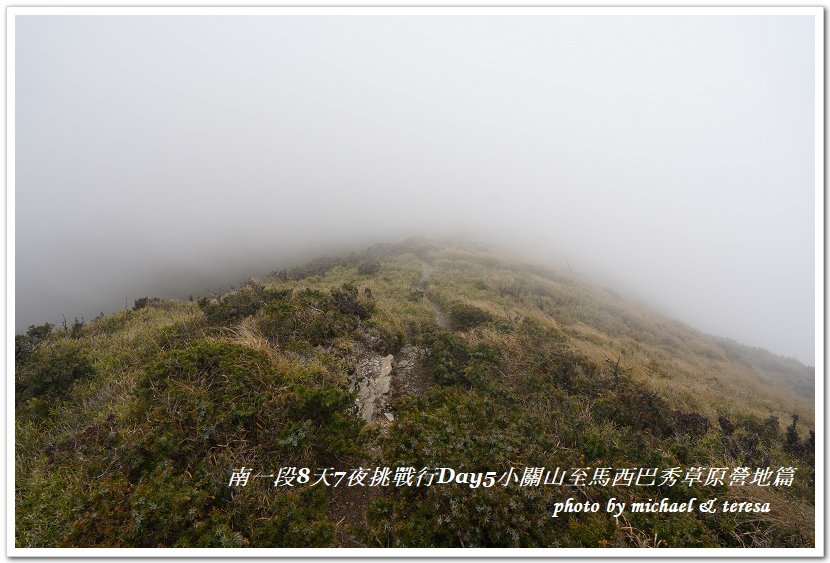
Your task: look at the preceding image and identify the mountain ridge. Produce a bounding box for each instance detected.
[15,239,815,548]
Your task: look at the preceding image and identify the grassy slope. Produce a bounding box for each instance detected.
[15,240,815,548]
[424,246,813,425]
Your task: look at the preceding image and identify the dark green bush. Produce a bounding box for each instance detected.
[258,286,370,350]
[419,327,501,389]
[65,464,227,547]
[132,340,279,459]
[281,384,365,464]
[331,283,371,320]
[16,339,96,405]
[65,337,368,547]
[783,414,810,456]
[591,382,676,438]
[364,383,566,547]
[15,323,53,364]
[70,317,85,339]
[132,338,364,470]
[735,413,780,445]
[244,487,334,547]
[197,282,272,325]
[357,259,381,275]
[258,289,335,348]
[286,256,345,280]
[447,302,492,331]
[133,297,165,310]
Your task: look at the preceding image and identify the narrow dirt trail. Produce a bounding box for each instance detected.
[418,259,433,284]
[333,260,447,538]
[418,259,451,330]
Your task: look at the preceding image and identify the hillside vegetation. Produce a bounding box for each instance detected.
[15,240,815,548]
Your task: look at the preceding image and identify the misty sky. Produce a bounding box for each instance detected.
[15,13,816,365]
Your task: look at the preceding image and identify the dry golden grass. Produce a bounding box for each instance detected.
[214,316,277,361]
[723,484,815,547]
[423,244,813,428]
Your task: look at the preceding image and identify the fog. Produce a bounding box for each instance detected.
[15,13,816,365]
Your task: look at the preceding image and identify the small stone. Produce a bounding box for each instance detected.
[384,412,394,422]
[380,355,394,378]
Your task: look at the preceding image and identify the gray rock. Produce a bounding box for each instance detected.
[355,354,394,421]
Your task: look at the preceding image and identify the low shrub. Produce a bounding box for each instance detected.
[198,282,276,325]
[286,256,345,280]
[331,283,371,320]
[15,323,53,364]
[418,327,500,389]
[133,297,165,311]
[16,339,96,405]
[447,302,492,331]
[258,285,372,350]
[357,259,381,275]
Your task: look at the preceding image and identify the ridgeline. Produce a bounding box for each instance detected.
[15,240,815,548]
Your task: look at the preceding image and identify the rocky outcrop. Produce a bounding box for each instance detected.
[351,341,431,422]
[354,354,394,421]
[395,345,430,396]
